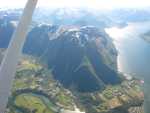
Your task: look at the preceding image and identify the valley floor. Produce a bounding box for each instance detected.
[1,55,144,113]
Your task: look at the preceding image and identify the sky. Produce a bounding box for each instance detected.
[0,0,150,9]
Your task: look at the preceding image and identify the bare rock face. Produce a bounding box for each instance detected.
[0,17,122,92]
[24,25,122,92]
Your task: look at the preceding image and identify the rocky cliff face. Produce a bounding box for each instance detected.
[24,25,121,92]
[0,19,121,92]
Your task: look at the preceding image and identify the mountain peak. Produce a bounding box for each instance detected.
[23,24,122,92]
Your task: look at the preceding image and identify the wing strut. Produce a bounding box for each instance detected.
[0,0,38,112]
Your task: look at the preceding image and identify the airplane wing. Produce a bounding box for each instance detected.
[0,0,38,112]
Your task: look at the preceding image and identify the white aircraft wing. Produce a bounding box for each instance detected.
[0,0,38,112]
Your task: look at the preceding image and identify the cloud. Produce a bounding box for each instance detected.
[0,0,150,9]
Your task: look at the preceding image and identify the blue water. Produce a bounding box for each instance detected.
[106,22,150,113]
[106,22,150,79]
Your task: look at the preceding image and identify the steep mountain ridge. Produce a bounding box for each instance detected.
[24,25,122,92]
[0,14,122,92]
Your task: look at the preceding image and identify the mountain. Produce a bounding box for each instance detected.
[23,25,122,92]
[1,7,150,30]
[33,8,113,28]
[33,7,150,28]
[0,9,144,113]
[0,18,15,48]
[0,9,122,92]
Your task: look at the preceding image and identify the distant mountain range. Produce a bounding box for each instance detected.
[0,9,144,113]
[1,7,150,28]
[2,7,150,92]
[31,8,150,29]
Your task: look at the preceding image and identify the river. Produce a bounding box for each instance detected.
[105,21,150,113]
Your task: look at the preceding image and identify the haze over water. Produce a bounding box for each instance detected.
[106,21,150,112]
[106,22,150,79]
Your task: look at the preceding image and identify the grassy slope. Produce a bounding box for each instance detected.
[15,93,54,113]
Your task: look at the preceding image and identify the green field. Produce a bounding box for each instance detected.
[15,93,56,113]
[56,92,73,107]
